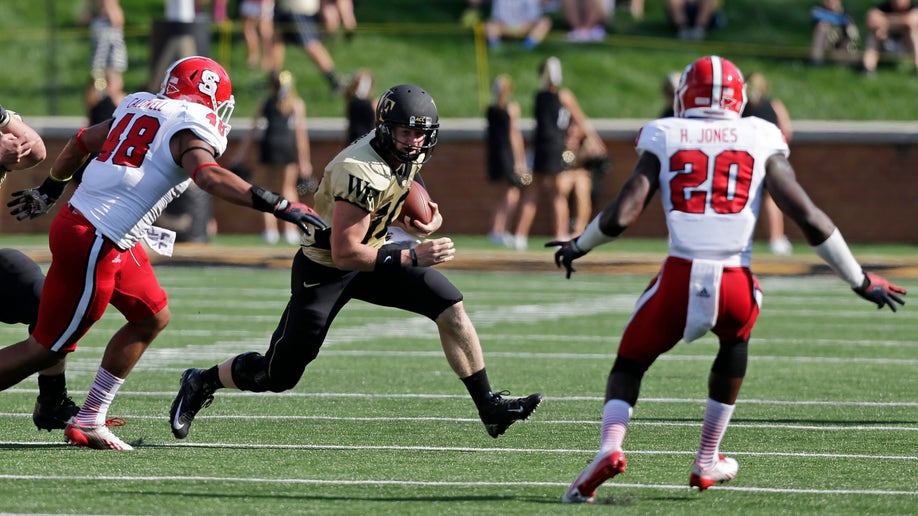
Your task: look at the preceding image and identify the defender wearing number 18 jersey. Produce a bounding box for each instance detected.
[0,56,326,451]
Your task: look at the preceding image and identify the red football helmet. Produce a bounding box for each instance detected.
[674,55,747,119]
[159,56,235,126]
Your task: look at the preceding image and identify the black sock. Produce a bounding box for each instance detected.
[37,373,67,398]
[325,70,341,90]
[461,368,493,407]
[201,366,224,389]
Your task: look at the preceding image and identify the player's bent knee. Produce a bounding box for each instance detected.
[231,351,300,392]
[712,339,748,378]
[231,351,271,392]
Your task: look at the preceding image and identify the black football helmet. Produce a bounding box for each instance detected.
[375,84,439,164]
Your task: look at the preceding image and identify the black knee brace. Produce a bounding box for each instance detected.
[231,351,270,392]
[608,357,647,406]
[711,340,748,378]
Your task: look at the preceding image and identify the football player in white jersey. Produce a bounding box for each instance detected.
[553,55,906,502]
[0,56,326,450]
[169,84,543,442]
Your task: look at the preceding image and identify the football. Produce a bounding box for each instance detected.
[398,182,434,226]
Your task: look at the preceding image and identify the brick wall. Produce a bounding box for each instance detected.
[3,119,916,243]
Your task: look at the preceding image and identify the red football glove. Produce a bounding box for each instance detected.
[853,272,907,312]
[273,200,329,234]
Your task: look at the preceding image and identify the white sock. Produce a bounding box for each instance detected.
[74,367,124,427]
[599,399,633,455]
[695,398,735,468]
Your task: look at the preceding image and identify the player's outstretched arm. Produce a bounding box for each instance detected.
[547,151,659,279]
[852,272,906,311]
[177,133,328,233]
[765,154,906,312]
[6,120,110,220]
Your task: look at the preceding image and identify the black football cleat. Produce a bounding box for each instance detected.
[33,393,80,431]
[478,391,543,438]
[169,368,215,439]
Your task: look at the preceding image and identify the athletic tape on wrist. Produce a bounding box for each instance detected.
[575,216,616,252]
[813,229,865,288]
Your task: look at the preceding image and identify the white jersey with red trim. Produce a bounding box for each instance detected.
[69,92,228,250]
[636,116,789,267]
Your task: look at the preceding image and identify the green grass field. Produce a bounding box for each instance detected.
[0,255,915,514]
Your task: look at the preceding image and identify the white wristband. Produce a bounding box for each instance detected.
[812,229,865,288]
[574,216,616,252]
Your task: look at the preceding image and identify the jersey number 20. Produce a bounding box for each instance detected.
[669,149,754,215]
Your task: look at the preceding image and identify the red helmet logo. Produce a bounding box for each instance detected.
[160,56,236,126]
[674,55,746,119]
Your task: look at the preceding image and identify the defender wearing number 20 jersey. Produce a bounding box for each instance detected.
[637,115,788,267]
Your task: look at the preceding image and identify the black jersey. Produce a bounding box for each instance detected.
[741,99,778,126]
[259,97,297,165]
[486,105,515,182]
[532,90,569,174]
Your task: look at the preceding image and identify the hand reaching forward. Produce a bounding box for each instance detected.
[853,272,907,312]
[273,200,329,234]
[546,239,588,279]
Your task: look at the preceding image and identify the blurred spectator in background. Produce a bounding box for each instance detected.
[484,0,552,50]
[559,119,608,235]
[85,70,125,127]
[148,0,202,91]
[659,70,681,118]
[273,0,342,92]
[861,0,918,75]
[78,70,126,185]
[625,0,645,20]
[666,0,722,40]
[563,0,611,42]
[485,74,530,248]
[321,0,358,41]
[231,70,315,245]
[742,71,793,256]
[511,57,604,250]
[80,0,127,93]
[344,68,377,145]
[240,0,275,70]
[810,0,860,66]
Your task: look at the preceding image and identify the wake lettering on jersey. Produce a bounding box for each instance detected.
[347,175,375,207]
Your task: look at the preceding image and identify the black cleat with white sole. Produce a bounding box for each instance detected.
[169,368,215,439]
[478,391,543,438]
[33,394,80,431]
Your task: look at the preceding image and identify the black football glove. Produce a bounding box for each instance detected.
[545,238,588,279]
[8,176,69,221]
[853,272,907,312]
[273,199,329,234]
